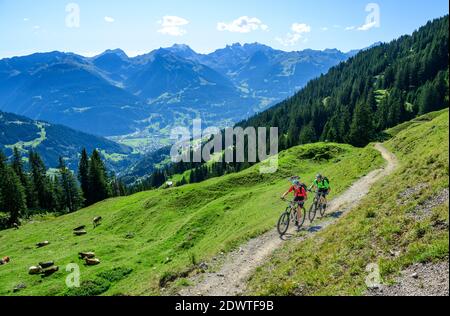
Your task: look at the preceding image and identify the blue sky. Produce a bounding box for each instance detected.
[0,0,448,58]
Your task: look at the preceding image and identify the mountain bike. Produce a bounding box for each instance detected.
[308,190,328,221]
[277,198,306,236]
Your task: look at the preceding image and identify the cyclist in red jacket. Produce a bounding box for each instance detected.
[281,176,308,227]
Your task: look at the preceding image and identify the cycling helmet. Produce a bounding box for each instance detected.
[292,177,301,185]
[316,174,323,179]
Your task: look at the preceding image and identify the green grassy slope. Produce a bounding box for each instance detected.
[245,109,449,296]
[0,142,383,296]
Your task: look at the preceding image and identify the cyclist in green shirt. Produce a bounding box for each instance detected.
[309,174,331,210]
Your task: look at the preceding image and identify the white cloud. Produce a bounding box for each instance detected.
[276,22,311,46]
[276,33,301,46]
[357,21,377,31]
[291,23,311,34]
[23,18,29,22]
[321,27,328,31]
[33,25,40,30]
[158,15,189,36]
[217,16,268,33]
[104,16,115,23]
[345,26,356,31]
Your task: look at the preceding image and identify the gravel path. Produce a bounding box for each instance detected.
[367,260,449,296]
[177,143,398,296]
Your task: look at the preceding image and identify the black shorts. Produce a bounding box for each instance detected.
[294,196,305,205]
[318,189,329,196]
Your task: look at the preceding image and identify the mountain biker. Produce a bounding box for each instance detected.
[281,177,308,227]
[309,174,331,210]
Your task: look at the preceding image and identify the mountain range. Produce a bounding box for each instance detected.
[0,43,357,152]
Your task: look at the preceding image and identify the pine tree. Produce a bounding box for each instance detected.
[0,151,26,226]
[299,123,317,144]
[29,150,55,210]
[418,82,439,114]
[78,148,90,205]
[347,102,374,147]
[11,147,35,208]
[58,157,84,213]
[87,150,109,205]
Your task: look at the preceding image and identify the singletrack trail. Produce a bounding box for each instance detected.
[178,143,398,296]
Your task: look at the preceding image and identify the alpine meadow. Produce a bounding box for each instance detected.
[0,1,448,302]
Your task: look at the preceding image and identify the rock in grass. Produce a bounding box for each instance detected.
[74,230,87,236]
[38,261,54,269]
[85,258,101,266]
[198,262,208,271]
[73,225,86,231]
[79,252,95,259]
[29,266,43,275]
[13,283,26,293]
[36,241,49,248]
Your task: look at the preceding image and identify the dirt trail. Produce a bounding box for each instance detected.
[178,143,398,296]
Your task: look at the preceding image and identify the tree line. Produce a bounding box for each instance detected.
[0,148,127,229]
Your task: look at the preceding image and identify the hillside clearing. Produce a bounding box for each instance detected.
[0,142,383,296]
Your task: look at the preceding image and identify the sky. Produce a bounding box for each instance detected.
[0,0,448,58]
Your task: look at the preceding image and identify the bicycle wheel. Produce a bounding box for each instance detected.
[277,209,290,236]
[295,206,306,229]
[308,201,317,222]
[319,201,327,217]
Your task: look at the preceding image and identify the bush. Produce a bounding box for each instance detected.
[0,212,10,230]
[96,267,133,283]
[63,267,133,296]
[63,278,110,296]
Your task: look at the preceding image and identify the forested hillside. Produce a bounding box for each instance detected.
[0,111,134,171]
[240,16,449,149]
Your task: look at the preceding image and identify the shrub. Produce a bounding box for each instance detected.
[0,212,9,230]
[63,278,110,296]
[97,267,133,283]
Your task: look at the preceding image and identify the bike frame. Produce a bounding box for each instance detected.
[284,199,305,219]
[312,190,327,205]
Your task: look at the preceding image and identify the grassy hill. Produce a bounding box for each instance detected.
[0,141,383,295]
[245,109,449,295]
